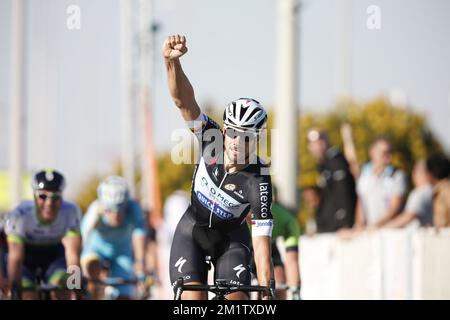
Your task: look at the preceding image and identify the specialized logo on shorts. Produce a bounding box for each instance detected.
[259,182,270,218]
[224,184,236,191]
[175,257,187,273]
[233,264,246,278]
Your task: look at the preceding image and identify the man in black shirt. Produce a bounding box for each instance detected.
[307,128,357,233]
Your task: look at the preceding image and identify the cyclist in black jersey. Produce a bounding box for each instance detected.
[164,35,274,300]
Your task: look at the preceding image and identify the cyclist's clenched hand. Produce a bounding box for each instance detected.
[162,35,188,60]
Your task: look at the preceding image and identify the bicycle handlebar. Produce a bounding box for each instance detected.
[85,274,156,287]
[174,278,276,300]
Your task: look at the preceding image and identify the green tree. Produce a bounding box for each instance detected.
[157,153,195,206]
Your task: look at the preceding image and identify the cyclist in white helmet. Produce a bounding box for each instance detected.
[80,176,148,299]
[163,35,274,300]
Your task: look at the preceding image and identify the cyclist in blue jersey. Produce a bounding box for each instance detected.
[4,169,82,299]
[164,35,274,300]
[81,176,147,299]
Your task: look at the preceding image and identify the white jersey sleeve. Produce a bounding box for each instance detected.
[4,208,27,242]
[64,202,82,235]
[81,201,101,241]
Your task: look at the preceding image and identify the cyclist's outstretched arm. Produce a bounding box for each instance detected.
[131,203,148,276]
[62,233,82,271]
[252,235,273,299]
[132,234,146,275]
[7,241,24,287]
[4,211,26,288]
[163,35,201,121]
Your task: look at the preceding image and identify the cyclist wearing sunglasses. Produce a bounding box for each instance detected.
[4,169,82,299]
[164,35,274,300]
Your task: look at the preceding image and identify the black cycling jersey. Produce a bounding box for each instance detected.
[188,113,273,234]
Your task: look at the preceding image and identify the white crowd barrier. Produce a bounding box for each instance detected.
[299,227,450,299]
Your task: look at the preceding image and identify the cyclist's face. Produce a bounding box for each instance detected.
[105,210,124,227]
[35,191,62,222]
[223,127,257,164]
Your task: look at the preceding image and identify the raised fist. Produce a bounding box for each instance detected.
[162,35,188,60]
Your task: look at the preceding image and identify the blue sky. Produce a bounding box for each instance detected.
[1,0,449,198]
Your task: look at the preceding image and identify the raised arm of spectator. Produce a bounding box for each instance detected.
[163,34,201,121]
[341,123,361,178]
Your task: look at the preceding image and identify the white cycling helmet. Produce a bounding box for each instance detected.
[97,175,129,211]
[223,98,267,132]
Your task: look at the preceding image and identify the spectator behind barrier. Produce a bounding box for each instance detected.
[307,128,357,233]
[354,138,407,229]
[383,160,433,229]
[301,186,321,235]
[426,154,450,228]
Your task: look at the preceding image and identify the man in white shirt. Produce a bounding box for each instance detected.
[354,138,407,228]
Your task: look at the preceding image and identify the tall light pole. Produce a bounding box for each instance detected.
[335,0,353,99]
[273,0,300,211]
[138,0,152,211]
[9,0,25,208]
[137,0,163,225]
[120,0,136,196]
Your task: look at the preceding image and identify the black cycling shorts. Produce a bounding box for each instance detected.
[169,208,252,291]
